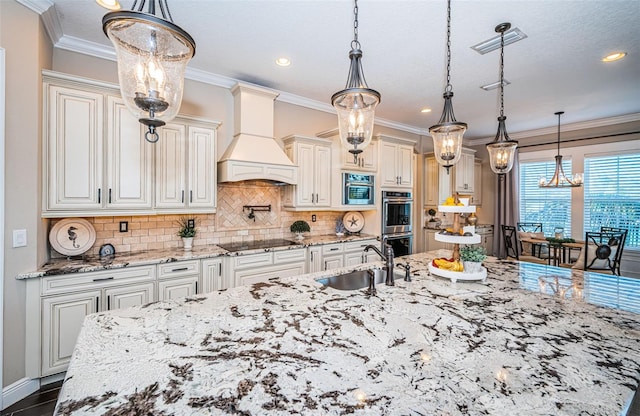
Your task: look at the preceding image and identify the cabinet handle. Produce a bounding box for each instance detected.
[108,188,112,204]
[181,190,185,203]
[190,190,193,203]
[95,297,99,311]
[98,188,101,204]
[107,295,111,310]
[195,281,198,294]
[92,276,114,282]
[329,247,339,251]
[218,263,222,275]
[171,267,189,272]
[324,261,327,270]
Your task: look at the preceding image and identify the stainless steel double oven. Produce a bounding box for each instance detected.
[381,191,413,257]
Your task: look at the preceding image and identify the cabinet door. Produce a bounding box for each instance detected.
[379,141,400,187]
[188,126,216,209]
[342,140,377,171]
[200,258,228,293]
[345,252,365,267]
[483,234,494,257]
[308,247,322,273]
[104,282,154,310]
[438,165,452,204]
[41,290,100,376]
[46,85,103,211]
[155,123,187,209]
[424,157,439,206]
[314,144,332,206]
[296,142,315,206]
[323,255,343,271]
[471,161,482,206]
[158,276,198,301]
[235,263,306,287]
[397,144,414,187]
[105,96,153,209]
[454,152,475,194]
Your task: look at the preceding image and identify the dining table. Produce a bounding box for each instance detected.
[519,236,584,266]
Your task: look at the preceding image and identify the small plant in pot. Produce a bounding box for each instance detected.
[427,208,438,229]
[176,217,197,250]
[290,220,311,240]
[459,245,487,274]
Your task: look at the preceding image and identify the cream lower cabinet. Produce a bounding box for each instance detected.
[425,231,453,252]
[200,258,228,293]
[157,260,199,300]
[229,248,307,287]
[322,243,344,270]
[344,239,379,266]
[37,265,156,376]
[308,246,323,273]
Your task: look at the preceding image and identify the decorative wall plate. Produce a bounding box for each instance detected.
[49,218,96,256]
[99,243,116,258]
[343,211,365,233]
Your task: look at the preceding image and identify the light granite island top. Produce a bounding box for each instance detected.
[55,252,640,415]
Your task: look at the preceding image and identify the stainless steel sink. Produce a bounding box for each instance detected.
[316,268,385,290]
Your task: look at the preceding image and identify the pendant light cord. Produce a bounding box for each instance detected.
[445,0,452,92]
[351,0,360,49]
[557,112,562,155]
[499,29,505,117]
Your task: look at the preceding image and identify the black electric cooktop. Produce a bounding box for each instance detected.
[217,239,300,253]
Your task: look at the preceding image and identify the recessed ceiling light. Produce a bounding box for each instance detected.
[602,52,627,62]
[96,0,120,10]
[420,108,432,113]
[480,79,511,91]
[275,57,291,67]
[471,27,527,54]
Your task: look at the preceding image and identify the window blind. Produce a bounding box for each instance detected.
[584,153,640,249]
[519,160,572,236]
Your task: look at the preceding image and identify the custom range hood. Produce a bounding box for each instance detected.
[218,82,298,184]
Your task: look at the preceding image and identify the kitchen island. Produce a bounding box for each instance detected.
[55,252,640,415]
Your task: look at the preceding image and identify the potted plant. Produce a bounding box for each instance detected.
[426,208,438,229]
[290,220,311,240]
[176,217,197,250]
[459,245,487,274]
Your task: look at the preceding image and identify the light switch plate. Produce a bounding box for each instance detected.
[13,229,27,248]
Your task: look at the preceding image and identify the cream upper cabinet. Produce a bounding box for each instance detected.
[471,159,483,206]
[453,148,476,194]
[378,135,414,189]
[282,135,332,208]
[155,118,218,212]
[342,139,378,172]
[424,156,440,206]
[105,95,154,210]
[45,82,104,212]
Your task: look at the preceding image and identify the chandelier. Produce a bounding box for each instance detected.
[331,0,381,162]
[102,0,196,143]
[429,0,467,174]
[486,23,518,175]
[539,111,584,188]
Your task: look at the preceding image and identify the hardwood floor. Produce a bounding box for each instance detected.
[1,381,61,416]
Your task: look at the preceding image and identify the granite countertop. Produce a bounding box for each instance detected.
[55,252,640,415]
[16,233,378,279]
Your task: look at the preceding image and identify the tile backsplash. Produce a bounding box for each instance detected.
[49,181,344,258]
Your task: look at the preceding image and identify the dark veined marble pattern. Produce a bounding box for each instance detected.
[55,253,640,415]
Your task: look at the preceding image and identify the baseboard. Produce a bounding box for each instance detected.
[2,377,39,410]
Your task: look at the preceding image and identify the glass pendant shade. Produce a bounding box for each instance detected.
[103,2,195,142]
[487,116,518,174]
[429,92,466,171]
[332,49,380,158]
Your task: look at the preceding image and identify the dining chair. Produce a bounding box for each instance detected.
[574,231,626,275]
[502,225,548,265]
[516,222,550,260]
[599,227,628,275]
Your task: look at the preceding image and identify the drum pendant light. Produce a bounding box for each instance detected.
[486,23,518,175]
[102,0,196,143]
[429,0,467,174]
[331,0,381,163]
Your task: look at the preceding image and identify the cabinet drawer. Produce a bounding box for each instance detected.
[344,239,377,252]
[322,243,344,255]
[157,260,200,279]
[273,248,306,264]
[42,265,156,296]
[231,252,273,269]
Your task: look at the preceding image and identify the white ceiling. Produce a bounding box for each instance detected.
[30,0,640,141]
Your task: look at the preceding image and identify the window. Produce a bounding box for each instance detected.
[584,153,640,249]
[519,160,572,236]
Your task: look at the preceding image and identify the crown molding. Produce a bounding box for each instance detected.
[16,0,52,14]
[16,0,62,44]
[465,112,640,146]
[56,35,116,61]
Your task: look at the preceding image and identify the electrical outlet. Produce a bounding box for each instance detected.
[119,221,128,232]
[311,215,317,222]
[187,219,195,229]
[12,229,27,248]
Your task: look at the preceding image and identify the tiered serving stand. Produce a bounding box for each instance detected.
[428,195,487,283]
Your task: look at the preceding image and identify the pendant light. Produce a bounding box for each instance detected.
[429,0,467,174]
[102,0,196,143]
[331,0,381,163]
[486,23,518,175]
[538,112,584,188]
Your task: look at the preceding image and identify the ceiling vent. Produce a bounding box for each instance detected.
[471,27,527,54]
[480,79,511,91]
